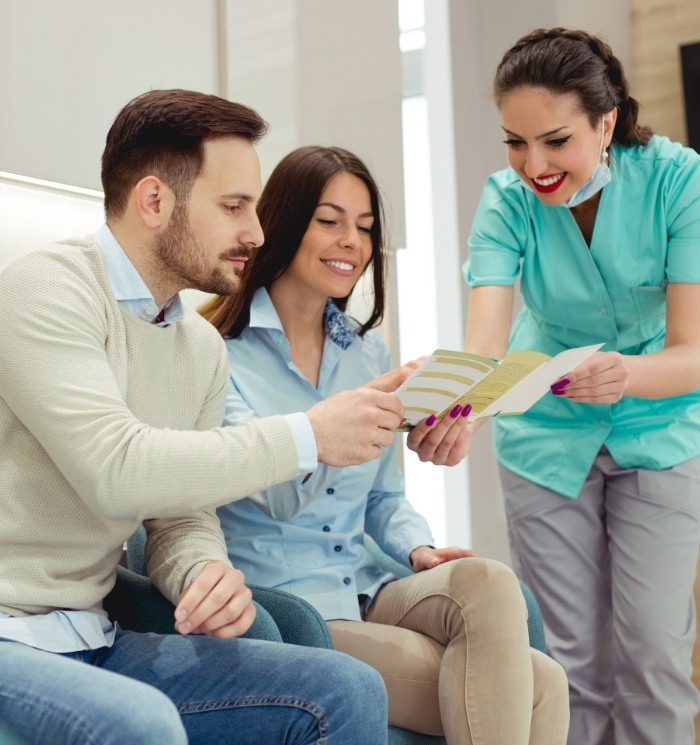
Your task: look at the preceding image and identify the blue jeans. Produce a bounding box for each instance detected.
[0,628,388,744]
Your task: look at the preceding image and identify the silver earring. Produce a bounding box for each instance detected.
[601,147,609,164]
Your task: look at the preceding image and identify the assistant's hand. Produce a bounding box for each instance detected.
[306,388,404,467]
[174,560,255,639]
[410,545,477,572]
[363,357,426,393]
[406,404,473,466]
[551,351,629,403]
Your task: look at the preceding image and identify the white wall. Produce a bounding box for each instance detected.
[0,0,220,190]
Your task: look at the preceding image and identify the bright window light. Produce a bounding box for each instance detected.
[398,0,425,51]
[397,94,447,545]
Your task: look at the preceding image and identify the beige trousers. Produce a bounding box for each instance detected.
[328,558,569,745]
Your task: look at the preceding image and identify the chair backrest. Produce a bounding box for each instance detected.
[126,525,148,576]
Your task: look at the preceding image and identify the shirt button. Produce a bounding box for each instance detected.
[334,545,342,552]
[322,525,331,532]
[343,577,351,585]
[326,488,335,495]
[598,308,607,315]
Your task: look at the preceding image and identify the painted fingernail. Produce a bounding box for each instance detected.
[425,414,437,427]
[551,379,570,395]
[450,405,462,418]
[461,404,472,417]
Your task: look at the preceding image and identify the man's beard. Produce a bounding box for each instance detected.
[154,201,250,297]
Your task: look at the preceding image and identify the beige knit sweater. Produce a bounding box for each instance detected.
[0,239,300,617]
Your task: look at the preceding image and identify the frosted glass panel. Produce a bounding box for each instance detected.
[0,179,104,265]
[0,176,209,312]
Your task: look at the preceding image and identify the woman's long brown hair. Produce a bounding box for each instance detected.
[200,145,387,339]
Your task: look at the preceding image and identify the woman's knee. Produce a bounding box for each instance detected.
[438,557,524,611]
[531,650,570,742]
[532,649,569,706]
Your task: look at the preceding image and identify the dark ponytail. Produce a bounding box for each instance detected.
[494,28,652,146]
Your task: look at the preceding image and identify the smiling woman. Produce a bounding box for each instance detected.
[198,144,570,743]
[463,27,700,745]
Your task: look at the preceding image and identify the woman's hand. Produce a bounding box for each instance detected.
[410,545,476,572]
[406,405,474,466]
[551,351,629,403]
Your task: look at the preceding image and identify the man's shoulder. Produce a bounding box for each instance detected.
[0,237,104,282]
[0,239,111,307]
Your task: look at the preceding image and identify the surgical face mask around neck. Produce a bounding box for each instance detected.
[562,160,611,209]
[562,127,611,209]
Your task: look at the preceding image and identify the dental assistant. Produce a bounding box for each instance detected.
[462,27,700,745]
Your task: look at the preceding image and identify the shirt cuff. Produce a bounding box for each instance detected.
[283,412,318,477]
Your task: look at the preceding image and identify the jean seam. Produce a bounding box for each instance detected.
[177,695,329,739]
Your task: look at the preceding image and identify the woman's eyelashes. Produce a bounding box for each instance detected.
[316,218,372,234]
[503,136,571,150]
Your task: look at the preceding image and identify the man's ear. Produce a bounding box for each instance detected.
[133,176,175,229]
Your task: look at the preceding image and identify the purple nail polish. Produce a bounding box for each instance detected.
[450,405,462,418]
[425,414,437,427]
[461,404,472,417]
[552,377,570,394]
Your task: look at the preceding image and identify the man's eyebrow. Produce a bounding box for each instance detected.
[220,193,256,201]
[502,126,569,140]
[318,201,374,218]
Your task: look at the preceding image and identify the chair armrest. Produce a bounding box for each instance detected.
[519,581,546,653]
[249,584,333,649]
[104,565,178,634]
[105,566,282,642]
[0,722,25,745]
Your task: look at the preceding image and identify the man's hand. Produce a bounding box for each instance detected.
[410,545,476,572]
[406,405,473,466]
[363,358,426,393]
[174,560,255,639]
[306,388,404,467]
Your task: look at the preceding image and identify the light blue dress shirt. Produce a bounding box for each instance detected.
[218,288,434,621]
[464,135,700,498]
[0,226,315,651]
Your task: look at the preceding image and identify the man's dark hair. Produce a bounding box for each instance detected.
[101,89,268,218]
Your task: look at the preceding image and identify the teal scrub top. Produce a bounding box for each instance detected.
[463,135,700,498]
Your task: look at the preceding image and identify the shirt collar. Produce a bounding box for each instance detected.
[93,224,184,325]
[250,288,356,350]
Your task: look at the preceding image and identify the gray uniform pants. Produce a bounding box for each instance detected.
[499,448,700,745]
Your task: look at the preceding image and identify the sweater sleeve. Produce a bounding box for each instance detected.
[142,346,233,601]
[0,249,301,523]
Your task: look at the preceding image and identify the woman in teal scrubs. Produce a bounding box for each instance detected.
[463,27,700,745]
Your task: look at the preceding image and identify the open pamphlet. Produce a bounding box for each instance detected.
[395,343,603,429]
